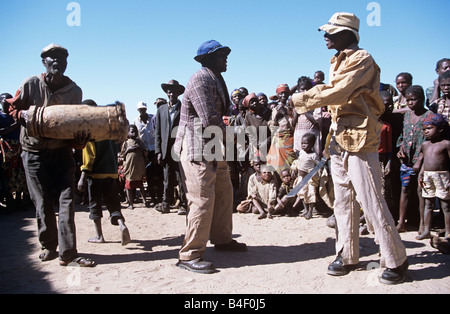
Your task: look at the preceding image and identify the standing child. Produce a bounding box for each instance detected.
[379,90,404,222]
[291,132,320,220]
[415,113,450,240]
[78,100,130,245]
[117,152,127,202]
[293,76,322,156]
[397,86,433,232]
[379,91,394,214]
[427,58,450,106]
[121,124,150,209]
[393,72,413,112]
[429,70,450,121]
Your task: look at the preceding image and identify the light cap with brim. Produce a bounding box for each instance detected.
[137,101,147,109]
[41,43,69,58]
[318,12,360,43]
[194,40,231,62]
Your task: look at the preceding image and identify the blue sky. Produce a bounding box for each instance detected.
[1,0,449,123]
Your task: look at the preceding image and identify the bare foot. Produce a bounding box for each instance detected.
[258,213,267,220]
[88,235,105,243]
[303,210,312,220]
[416,231,432,240]
[121,226,131,246]
[396,224,407,233]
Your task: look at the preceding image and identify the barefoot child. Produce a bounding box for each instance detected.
[273,168,299,216]
[77,100,131,246]
[121,124,150,209]
[415,113,450,240]
[247,164,278,219]
[291,132,320,220]
[397,86,433,232]
[237,157,261,214]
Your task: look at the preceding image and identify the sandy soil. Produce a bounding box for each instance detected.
[0,201,449,295]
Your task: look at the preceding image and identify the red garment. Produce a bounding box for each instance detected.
[378,121,392,154]
[125,179,142,190]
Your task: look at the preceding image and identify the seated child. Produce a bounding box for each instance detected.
[273,168,300,216]
[291,132,320,220]
[415,113,450,240]
[237,157,261,214]
[246,164,278,219]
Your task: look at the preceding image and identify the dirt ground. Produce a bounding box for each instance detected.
[0,201,449,295]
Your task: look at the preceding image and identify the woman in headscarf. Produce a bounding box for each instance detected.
[266,84,297,174]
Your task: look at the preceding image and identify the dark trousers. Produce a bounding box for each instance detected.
[146,151,163,203]
[163,158,186,207]
[22,148,77,260]
[87,177,124,225]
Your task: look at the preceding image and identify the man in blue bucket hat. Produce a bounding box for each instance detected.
[174,40,247,274]
[193,40,231,63]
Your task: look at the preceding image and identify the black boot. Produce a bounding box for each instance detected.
[379,260,409,285]
[327,253,357,276]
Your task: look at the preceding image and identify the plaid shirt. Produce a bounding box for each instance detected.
[174,67,231,161]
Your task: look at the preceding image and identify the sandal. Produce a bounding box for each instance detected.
[60,256,96,267]
[39,249,58,262]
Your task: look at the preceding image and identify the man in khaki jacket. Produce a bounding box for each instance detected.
[291,12,408,284]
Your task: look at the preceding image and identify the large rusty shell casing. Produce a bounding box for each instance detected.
[27,102,128,142]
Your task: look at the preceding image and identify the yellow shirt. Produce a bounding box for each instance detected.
[81,141,119,179]
[292,44,384,153]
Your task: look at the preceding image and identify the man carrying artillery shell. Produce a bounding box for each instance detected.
[7,43,95,267]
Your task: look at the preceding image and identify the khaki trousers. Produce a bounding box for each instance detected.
[178,157,234,261]
[329,136,407,269]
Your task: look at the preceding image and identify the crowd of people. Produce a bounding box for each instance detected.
[0,12,449,283]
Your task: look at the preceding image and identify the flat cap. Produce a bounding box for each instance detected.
[41,43,69,58]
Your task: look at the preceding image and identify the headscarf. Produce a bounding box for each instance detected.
[242,93,257,108]
[423,113,447,128]
[276,84,290,95]
[231,89,243,98]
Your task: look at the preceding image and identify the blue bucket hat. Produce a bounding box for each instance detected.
[194,40,231,62]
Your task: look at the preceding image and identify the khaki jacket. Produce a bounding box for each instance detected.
[292,44,384,153]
